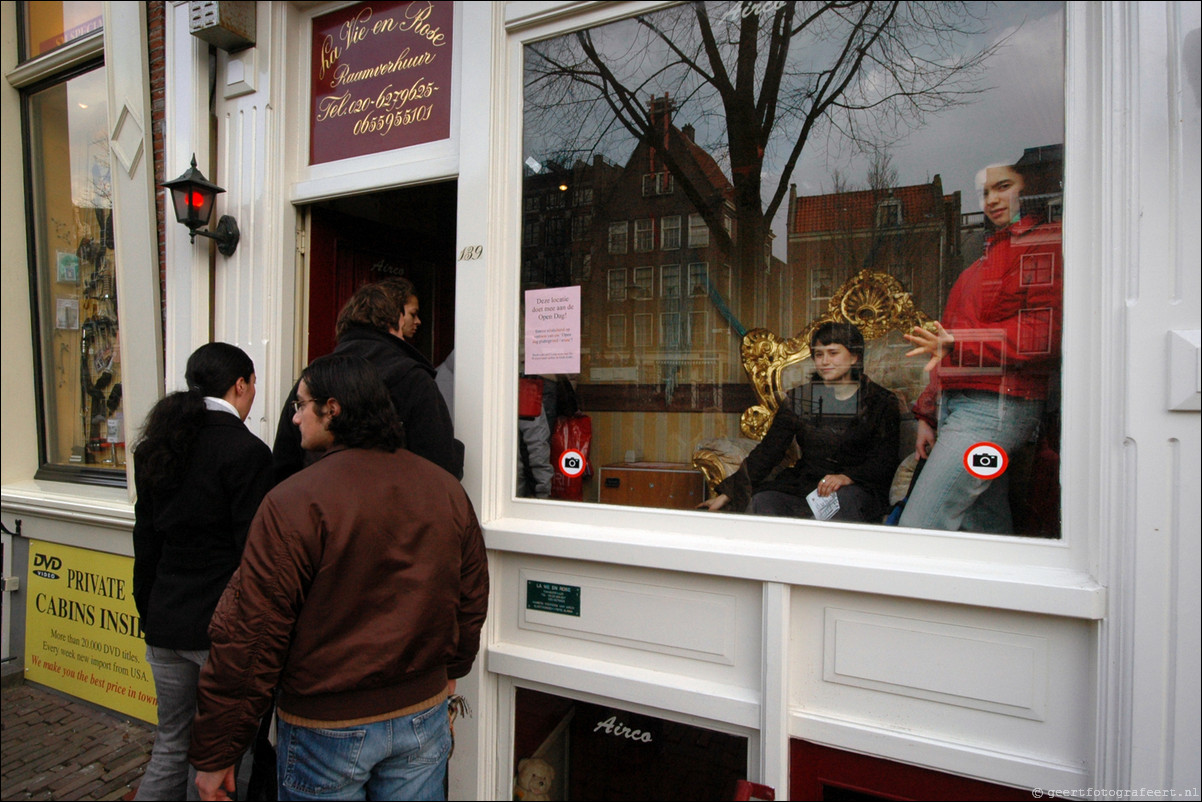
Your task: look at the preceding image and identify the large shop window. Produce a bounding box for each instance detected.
[20,7,123,484]
[21,0,102,59]
[519,2,1064,539]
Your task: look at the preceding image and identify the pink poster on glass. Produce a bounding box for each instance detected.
[525,287,581,375]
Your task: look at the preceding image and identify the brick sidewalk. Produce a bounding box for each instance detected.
[1,680,152,801]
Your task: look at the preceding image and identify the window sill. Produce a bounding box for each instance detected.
[484,516,1105,620]
[1,479,134,531]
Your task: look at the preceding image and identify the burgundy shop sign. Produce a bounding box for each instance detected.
[310,1,452,165]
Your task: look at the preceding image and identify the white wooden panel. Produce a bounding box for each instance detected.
[793,711,1089,792]
[824,608,1047,719]
[1113,1,1202,793]
[519,567,737,664]
[488,644,760,729]
[495,554,762,693]
[792,588,1094,790]
[103,1,163,500]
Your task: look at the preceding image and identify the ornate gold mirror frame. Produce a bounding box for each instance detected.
[738,269,936,440]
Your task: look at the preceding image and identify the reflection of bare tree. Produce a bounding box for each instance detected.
[795,148,961,319]
[825,148,901,270]
[526,1,998,277]
[865,147,899,192]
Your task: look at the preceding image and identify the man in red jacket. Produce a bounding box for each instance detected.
[190,353,489,801]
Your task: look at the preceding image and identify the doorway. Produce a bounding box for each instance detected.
[304,181,457,367]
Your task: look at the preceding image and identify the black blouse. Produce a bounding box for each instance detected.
[717,377,900,512]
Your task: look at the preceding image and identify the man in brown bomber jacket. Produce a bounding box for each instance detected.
[188,354,489,801]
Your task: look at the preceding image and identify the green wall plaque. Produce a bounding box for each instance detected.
[526,580,581,616]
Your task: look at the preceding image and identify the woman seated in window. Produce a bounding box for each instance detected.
[699,322,900,522]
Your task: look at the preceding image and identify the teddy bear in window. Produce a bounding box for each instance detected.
[513,757,555,802]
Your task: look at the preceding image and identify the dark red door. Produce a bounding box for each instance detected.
[305,186,457,365]
[791,740,1035,801]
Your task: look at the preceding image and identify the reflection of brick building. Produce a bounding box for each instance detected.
[581,97,754,389]
[522,155,622,290]
[787,178,962,322]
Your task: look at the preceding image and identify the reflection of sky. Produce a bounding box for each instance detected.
[794,3,1064,202]
[525,1,1064,258]
[67,68,110,209]
[780,2,1064,254]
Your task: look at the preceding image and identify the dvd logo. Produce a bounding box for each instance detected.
[32,553,63,580]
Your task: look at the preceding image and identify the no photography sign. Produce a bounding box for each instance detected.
[558,448,586,478]
[963,442,1009,480]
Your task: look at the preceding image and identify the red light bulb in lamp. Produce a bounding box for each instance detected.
[161,154,240,256]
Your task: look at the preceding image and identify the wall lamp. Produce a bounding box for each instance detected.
[162,154,240,256]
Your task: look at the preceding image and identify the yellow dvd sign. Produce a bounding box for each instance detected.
[25,540,157,723]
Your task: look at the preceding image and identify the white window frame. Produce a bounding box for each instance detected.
[607,268,627,301]
[571,213,592,241]
[810,264,835,319]
[642,171,674,196]
[486,0,1118,621]
[876,198,902,227]
[660,264,681,298]
[608,221,628,254]
[688,262,709,296]
[2,3,162,496]
[633,312,653,346]
[661,215,681,250]
[632,266,654,299]
[634,218,655,252]
[688,212,709,247]
[659,311,682,348]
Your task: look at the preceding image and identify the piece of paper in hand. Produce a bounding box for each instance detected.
[806,488,840,521]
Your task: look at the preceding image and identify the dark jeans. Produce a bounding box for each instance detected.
[746,485,883,522]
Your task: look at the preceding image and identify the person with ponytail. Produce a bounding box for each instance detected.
[132,342,273,801]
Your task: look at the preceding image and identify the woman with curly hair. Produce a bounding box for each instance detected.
[132,342,273,800]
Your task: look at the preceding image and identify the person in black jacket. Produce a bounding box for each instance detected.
[131,342,273,801]
[272,279,464,481]
[699,322,900,522]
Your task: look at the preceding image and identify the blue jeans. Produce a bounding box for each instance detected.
[136,645,210,801]
[899,390,1044,534]
[277,699,451,801]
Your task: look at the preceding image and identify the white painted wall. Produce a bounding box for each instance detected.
[1099,2,1201,793]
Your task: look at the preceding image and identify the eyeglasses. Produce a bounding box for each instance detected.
[292,397,318,414]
